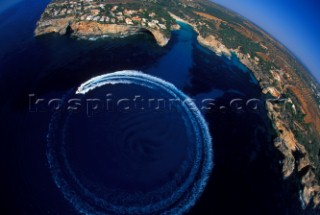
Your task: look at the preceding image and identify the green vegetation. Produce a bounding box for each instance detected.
[197,25,212,37]
[199,2,244,25]
[219,24,264,57]
[259,59,277,72]
[282,89,319,167]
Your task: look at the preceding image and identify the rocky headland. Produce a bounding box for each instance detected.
[36,0,320,209]
[35,1,171,46]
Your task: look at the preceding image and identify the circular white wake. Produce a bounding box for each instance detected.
[47,71,213,214]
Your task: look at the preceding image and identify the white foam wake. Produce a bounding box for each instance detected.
[47,71,213,215]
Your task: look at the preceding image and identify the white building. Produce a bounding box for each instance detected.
[93,16,100,21]
[125,18,133,25]
[148,22,156,28]
[86,15,93,21]
[152,20,159,24]
[158,24,167,30]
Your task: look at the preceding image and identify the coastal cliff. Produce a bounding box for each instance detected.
[197,35,231,57]
[35,19,169,46]
[233,41,320,208]
[34,1,171,46]
[35,0,320,209]
[165,12,320,209]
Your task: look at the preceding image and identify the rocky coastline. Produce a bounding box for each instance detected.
[166,13,320,209]
[35,0,320,209]
[35,19,169,47]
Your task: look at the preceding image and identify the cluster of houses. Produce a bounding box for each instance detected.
[46,1,168,30]
[47,1,79,17]
[79,6,167,30]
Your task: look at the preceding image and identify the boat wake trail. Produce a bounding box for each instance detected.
[47,71,213,214]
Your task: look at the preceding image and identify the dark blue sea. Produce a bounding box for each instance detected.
[0,0,307,214]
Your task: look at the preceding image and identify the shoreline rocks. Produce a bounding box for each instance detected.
[35,19,170,47]
[35,9,320,209]
[168,13,320,209]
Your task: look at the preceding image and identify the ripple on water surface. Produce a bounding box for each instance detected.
[47,71,213,214]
